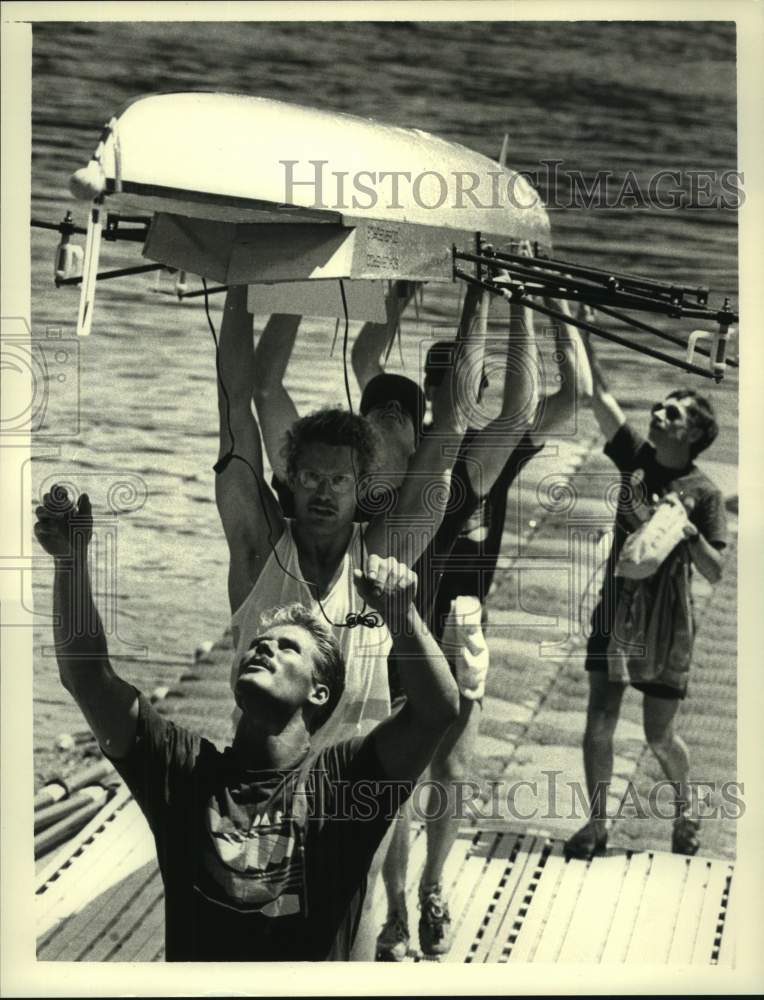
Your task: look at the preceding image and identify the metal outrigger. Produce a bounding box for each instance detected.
[453,239,738,382]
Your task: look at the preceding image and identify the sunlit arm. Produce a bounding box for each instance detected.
[252,312,302,482]
[534,297,594,436]
[686,530,724,584]
[53,544,138,760]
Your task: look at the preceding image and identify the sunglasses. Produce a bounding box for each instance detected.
[296,469,355,494]
[651,401,688,423]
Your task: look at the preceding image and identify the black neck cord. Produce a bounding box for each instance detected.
[203,278,380,630]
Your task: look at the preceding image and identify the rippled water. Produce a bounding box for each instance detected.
[29,20,738,755]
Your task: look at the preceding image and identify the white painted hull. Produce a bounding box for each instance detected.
[84,92,550,249]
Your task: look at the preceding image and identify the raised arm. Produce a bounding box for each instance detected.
[364,286,482,565]
[354,555,459,781]
[532,296,594,439]
[458,297,540,496]
[34,488,138,760]
[579,307,626,442]
[215,287,285,614]
[351,281,417,391]
[251,312,302,483]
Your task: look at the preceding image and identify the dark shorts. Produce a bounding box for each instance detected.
[585,603,685,701]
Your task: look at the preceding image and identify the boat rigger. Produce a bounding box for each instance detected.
[31,91,737,379]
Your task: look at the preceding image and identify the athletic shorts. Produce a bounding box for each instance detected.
[585,602,685,701]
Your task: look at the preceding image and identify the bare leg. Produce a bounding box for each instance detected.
[565,670,626,858]
[582,669,626,829]
[375,798,415,960]
[642,693,689,816]
[382,798,413,914]
[420,695,482,887]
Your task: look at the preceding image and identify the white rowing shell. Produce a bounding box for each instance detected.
[72,92,550,248]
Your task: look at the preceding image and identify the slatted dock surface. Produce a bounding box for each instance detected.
[36,802,735,964]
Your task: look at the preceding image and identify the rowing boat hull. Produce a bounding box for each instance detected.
[77,92,550,253]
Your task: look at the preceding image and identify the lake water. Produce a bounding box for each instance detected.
[29,19,739,762]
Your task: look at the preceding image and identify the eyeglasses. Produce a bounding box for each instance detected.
[296,469,356,494]
[651,401,688,423]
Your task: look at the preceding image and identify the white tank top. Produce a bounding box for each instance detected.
[229,521,392,750]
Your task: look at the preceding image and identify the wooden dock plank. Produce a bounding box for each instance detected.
[507,843,566,963]
[440,830,477,900]
[557,853,629,963]
[438,831,491,954]
[532,856,588,963]
[35,786,130,890]
[626,853,690,964]
[599,852,652,963]
[691,861,733,965]
[446,832,505,962]
[667,857,712,964]
[36,802,155,940]
[124,892,166,963]
[38,862,157,961]
[404,822,428,894]
[480,835,544,963]
[84,868,164,961]
[35,802,154,933]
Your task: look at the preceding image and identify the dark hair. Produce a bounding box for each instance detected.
[256,603,345,733]
[667,389,719,458]
[285,407,378,482]
[359,373,425,440]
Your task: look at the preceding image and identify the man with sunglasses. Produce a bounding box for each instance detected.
[566,323,727,861]
[34,484,459,961]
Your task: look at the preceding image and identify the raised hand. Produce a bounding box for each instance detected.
[353,553,417,628]
[34,485,92,558]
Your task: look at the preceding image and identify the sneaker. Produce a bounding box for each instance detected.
[376,912,410,962]
[672,815,700,856]
[418,885,452,956]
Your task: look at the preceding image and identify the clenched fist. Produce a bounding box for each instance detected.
[34,485,92,559]
[353,554,417,628]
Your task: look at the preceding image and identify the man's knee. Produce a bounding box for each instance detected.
[644,721,675,758]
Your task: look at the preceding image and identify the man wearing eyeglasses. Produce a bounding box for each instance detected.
[214,286,483,958]
[566,322,727,861]
[216,286,481,750]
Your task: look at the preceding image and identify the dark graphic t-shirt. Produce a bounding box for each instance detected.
[590,422,728,639]
[110,694,411,962]
[603,422,727,574]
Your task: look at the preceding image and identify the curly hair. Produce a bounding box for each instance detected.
[284,407,378,483]
[256,603,345,734]
[667,389,719,458]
